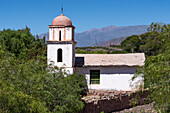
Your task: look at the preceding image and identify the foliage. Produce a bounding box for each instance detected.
[0,27,34,56]
[138,31,161,56]
[76,46,128,54]
[132,23,170,112]
[26,35,47,62]
[146,50,170,112]
[0,47,48,112]
[0,28,86,113]
[0,48,86,112]
[121,23,170,56]
[121,35,140,53]
[0,27,47,60]
[44,65,87,113]
[109,44,121,48]
[134,49,170,112]
[76,49,87,54]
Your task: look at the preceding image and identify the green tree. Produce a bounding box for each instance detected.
[121,35,140,53]
[0,26,87,112]
[121,23,170,56]
[76,49,87,54]
[139,23,170,56]
[134,48,170,112]
[0,46,48,112]
[132,23,170,112]
[0,27,35,57]
[0,27,47,60]
[0,47,86,112]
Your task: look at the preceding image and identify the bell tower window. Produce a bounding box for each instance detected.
[57,48,62,62]
[59,30,61,41]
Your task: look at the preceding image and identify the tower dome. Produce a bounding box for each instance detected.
[52,14,72,26]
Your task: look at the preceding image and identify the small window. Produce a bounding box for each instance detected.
[57,49,62,62]
[90,70,100,84]
[59,31,61,41]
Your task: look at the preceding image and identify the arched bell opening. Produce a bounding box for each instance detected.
[59,30,61,41]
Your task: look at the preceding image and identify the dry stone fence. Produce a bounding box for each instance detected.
[80,90,150,113]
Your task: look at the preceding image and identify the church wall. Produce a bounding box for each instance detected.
[65,27,72,41]
[54,28,64,41]
[75,67,143,91]
[49,28,53,40]
[48,28,64,41]
[49,27,73,41]
[47,44,73,68]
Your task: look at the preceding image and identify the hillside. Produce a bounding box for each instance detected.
[99,37,126,46]
[39,25,149,47]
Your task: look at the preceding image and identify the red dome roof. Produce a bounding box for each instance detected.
[52,14,72,26]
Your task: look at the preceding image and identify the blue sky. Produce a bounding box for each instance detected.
[0,0,170,35]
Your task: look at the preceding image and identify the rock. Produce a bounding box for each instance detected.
[110,93,115,97]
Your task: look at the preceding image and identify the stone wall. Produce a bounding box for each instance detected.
[80,90,150,113]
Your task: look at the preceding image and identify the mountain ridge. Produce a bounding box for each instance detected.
[39,25,149,47]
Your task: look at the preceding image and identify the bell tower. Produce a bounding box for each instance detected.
[47,13,76,74]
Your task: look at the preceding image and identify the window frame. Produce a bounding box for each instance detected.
[90,70,100,84]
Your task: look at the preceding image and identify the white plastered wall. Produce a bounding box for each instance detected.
[49,27,72,41]
[54,28,64,41]
[47,44,74,67]
[75,67,143,91]
[49,28,53,40]
[47,43,75,74]
[65,27,72,41]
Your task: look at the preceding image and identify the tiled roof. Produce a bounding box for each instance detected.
[52,14,72,26]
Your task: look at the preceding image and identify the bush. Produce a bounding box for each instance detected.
[0,27,87,112]
[0,48,86,112]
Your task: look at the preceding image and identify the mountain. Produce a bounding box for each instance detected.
[39,25,149,47]
[99,37,127,46]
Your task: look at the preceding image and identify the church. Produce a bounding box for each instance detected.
[47,13,145,91]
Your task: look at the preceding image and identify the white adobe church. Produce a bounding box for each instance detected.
[47,13,145,91]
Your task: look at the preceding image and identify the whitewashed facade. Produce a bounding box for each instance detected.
[47,14,145,91]
[75,67,143,90]
[75,54,145,90]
